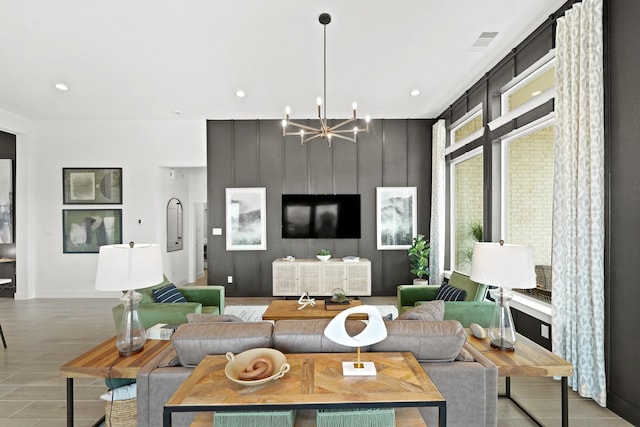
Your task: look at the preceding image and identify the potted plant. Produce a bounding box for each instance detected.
[408,234,430,285]
[316,249,331,261]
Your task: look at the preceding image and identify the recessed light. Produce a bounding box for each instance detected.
[174,110,183,115]
[54,83,69,91]
[531,90,542,97]
[236,90,246,98]
[410,89,421,97]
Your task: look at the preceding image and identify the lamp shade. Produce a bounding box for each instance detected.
[469,242,536,289]
[95,243,163,291]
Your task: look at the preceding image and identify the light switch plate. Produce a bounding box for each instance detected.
[212,228,222,236]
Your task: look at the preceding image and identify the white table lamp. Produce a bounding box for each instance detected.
[470,240,535,351]
[324,305,387,375]
[95,242,163,357]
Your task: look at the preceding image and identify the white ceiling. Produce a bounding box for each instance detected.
[0,0,566,121]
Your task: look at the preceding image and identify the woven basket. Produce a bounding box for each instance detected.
[104,398,137,427]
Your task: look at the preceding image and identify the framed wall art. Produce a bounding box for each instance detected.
[63,168,122,204]
[225,187,266,251]
[62,209,122,253]
[376,187,417,250]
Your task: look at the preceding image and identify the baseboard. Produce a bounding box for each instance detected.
[607,392,640,425]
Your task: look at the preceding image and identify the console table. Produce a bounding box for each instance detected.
[272,258,371,296]
[60,336,171,427]
[465,330,574,427]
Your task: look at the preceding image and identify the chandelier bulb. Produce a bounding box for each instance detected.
[352,102,357,110]
[365,115,371,123]
[285,106,291,115]
[281,119,287,128]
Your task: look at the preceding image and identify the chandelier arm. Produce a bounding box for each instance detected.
[328,134,357,143]
[285,121,324,133]
[301,134,325,144]
[328,118,357,130]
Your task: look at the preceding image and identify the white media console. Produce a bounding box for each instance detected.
[272,258,371,297]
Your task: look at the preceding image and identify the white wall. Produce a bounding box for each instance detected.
[0,110,207,298]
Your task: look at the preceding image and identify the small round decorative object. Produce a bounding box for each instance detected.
[316,254,331,261]
[331,288,347,302]
[225,348,290,386]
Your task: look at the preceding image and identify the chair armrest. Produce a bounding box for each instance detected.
[179,285,225,314]
[112,302,203,331]
[397,284,440,309]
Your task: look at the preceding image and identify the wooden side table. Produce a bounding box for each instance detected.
[465,330,574,427]
[60,336,171,427]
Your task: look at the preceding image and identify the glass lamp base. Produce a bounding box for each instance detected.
[116,290,146,357]
[488,287,518,351]
[119,346,144,357]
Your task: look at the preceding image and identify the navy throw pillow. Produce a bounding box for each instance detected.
[435,283,467,301]
[152,284,187,303]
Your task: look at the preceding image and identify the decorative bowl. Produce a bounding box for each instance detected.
[316,255,331,261]
[225,348,290,386]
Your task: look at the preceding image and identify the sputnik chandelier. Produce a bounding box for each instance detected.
[282,13,370,146]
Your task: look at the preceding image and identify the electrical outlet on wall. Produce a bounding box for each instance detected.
[541,324,550,339]
[227,276,233,284]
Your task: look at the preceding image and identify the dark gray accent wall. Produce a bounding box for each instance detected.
[206,119,433,297]
[605,0,640,423]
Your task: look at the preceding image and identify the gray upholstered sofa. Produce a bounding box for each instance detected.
[136,319,497,427]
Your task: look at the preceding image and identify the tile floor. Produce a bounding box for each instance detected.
[0,295,632,427]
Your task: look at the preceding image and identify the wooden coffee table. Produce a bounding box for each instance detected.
[261,299,365,321]
[60,336,171,427]
[163,352,446,427]
[465,331,574,427]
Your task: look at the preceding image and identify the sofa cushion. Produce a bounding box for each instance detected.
[152,284,187,303]
[273,319,369,353]
[371,320,466,362]
[448,271,485,301]
[397,300,444,321]
[172,322,274,367]
[186,313,243,323]
[435,283,466,301]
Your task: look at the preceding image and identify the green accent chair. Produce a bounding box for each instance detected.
[112,276,225,331]
[397,271,494,327]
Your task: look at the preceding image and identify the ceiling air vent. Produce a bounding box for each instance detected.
[468,32,499,52]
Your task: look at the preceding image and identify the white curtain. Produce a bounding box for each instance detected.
[552,0,606,406]
[429,119,446,285]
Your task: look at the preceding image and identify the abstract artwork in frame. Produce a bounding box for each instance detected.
[376,187,417,250]
[225,187,267,251]
[63,168,122,204]
[62,209,122,253]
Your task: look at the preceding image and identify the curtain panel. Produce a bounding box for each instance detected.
[429,120,446,286]
[552,0,606,406]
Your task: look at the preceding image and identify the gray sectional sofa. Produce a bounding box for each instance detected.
[136,318,498,427]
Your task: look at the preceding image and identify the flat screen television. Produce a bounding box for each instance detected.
[282,194,361,239]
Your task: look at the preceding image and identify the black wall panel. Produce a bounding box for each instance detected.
[207,119,433,297]
[606,0,640,422]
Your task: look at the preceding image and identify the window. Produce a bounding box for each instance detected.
[501,119,554,265]
[450,148,483,274]
[502,61,555,113]
[447,105,484,155]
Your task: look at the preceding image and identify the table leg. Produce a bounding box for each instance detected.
[163,408,171,427]
[66,378,73,427]
[562,376,568,427]
[0,322,6,348]
[439,402,447,426]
